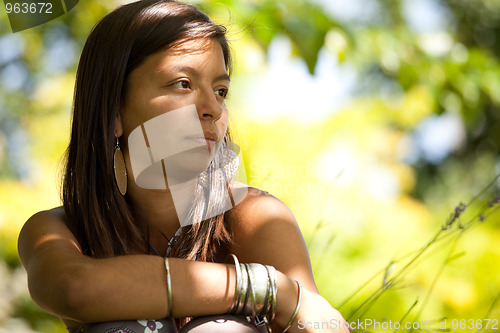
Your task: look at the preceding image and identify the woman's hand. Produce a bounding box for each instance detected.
[289,289,352,333]
[275,272,351,333]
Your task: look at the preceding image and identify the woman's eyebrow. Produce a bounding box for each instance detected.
[214,73,230,83]
[170,65,199,77]
[158,65,229,82]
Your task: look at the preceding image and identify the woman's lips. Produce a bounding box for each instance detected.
[189,137,216,145]
[186,132,219,145]
[186,134,218,155]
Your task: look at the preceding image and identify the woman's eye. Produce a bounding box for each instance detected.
[172,80,190,89]
[215,88,228,98]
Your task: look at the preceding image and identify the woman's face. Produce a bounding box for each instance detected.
[118,38,230,186]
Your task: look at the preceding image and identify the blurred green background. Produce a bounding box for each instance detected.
[0,0,499,332]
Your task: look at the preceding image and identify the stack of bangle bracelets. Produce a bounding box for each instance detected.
[227,254,302,333]
[164,255,302,333]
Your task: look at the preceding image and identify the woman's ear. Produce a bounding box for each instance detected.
[115,113,124,138]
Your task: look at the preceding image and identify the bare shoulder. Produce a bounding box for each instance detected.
[229,186,298,232]
[30,207,66,222]
[230,185,295,220]
[20,207,72,238]
[18,207,80,268]
[227,186,317,290]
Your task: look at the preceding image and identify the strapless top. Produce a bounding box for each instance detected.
[67,318,177,333]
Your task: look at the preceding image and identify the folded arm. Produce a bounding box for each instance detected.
[18,190,349,332]
[18,209,240,322]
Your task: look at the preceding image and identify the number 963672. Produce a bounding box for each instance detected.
[451,319,499,330]
[5,2,53,14]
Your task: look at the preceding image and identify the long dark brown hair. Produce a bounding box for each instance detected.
[62,0,233,260]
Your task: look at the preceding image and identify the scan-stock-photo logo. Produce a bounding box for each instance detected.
[3,0,78,32]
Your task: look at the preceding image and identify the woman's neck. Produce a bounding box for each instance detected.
[127,178,199,239]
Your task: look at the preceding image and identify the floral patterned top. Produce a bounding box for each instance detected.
[67,318,177,333]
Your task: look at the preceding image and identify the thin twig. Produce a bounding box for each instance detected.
[475,290,500,333]
[394,298,419,333]
[410,231,465,331]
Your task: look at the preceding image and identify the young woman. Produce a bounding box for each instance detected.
[17,1,351,332]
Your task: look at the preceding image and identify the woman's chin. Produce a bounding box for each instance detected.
[163,148,213,183]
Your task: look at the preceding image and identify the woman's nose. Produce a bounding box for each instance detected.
[196,89,223,121]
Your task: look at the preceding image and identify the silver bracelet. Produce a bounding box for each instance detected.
[238,263,250,315]
[282,281,302,333]
[265,265,277,324]
[164,258,173,317]
[226,254,278,325]
[245,263,257,318]
[230,256,249,315]
[244,263,270,317]
[227,254,242,314]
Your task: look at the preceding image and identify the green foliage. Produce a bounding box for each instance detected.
[196,0,343,73]
[13,296,67,333]
[1,0,499,331]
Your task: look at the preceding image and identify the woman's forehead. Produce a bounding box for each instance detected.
[145,40,225,72]
[167,37,218,56]
[128,39,226,83]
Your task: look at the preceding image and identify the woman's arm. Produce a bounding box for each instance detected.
[229,188,351,333]
[229,188,317,292]
[19,198,350,332]
[17,208,299,325]
[17,209,233,321]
